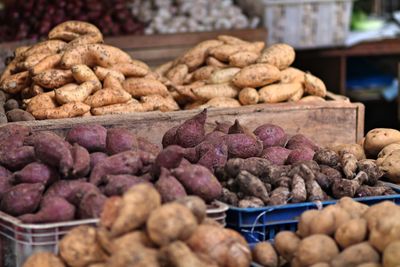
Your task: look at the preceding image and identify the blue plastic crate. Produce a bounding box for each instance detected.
[226,183,400,229]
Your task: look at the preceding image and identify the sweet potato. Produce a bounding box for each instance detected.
[106,128,139,155]
[175,196,206,224]
[172,163,222,202]
[192,83,239,100]
[0,146,36,171]
[152,145,185,176]
[45,102,91,119]
[122,77,169,97]
[175,109,207,148]
[1,183,44,216]
[78,191,107,219]
[208,67,241,84]
[19,196,75,223]
[180,40,223,70]
[280,67,305,84]
[232,63,280,88]
[238,87,259,105]
[32,69,74,89]
[44,180,100,205]
[166,64,189,85]
[261,146,291,165]
[197,142,228,172]
[6,109,35,122]
[137,137,160,156]
[286,134,319,151]
[257,43,295,70]
[252,242,278,267]
[22,252,65,267]
[199,97,241,109]
[229,51,259,68]
[192,65,217,81]
[140,94,180,112]
[155,168,187,203]
[13,162,58,186]
[259,82,302,103]
[33,131,73,176]
[0,71,30,94]
[85,88,131,108]
[66,124,107,152]
[286,148,315,164]
[90,152,108,170]
[304,73,327,97]
[49,21,103,44]
[226,133,263,158]
[102,174,148,196]
[29,53,62,76]
[254,124,287,148]
[91,100,151,115]
[70,143,90,178]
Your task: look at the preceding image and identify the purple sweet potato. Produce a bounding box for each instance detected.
[182,147,198,163]
[172,163,222,202]
[138,137,161,156]
[261,146,292,165]
[253,124,287,148]
[1,183,44,216]
[102,174,148,196]
[213,121,232,133]
[70,143,90,178]
[0,134,25,153]
[162,125,178,148]
[13,162,59,186]
[175,109,207,148]
[33,132,73,177]
[0,166,12,198]
[152,145,185,177]
[106,128,139,155]
[89,152,108,170]
[203,131,226,144]
[155,168,187,203]
[286,147,315,165]
[90,151,154,186]
[226,134,263,159]
[286,134,319,151]
[44,180,100,206]
[78,191,107,219]
[65,124,107,152]
[19,196,75,223]
[0,124,30,141]
[228,120,251,134]
[0,165,11,178]
[0,146,36,170]
[197,143,228,172]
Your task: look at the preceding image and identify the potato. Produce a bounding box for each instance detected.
[296,234,339,266]
[274,231,301,261]
[192,83,239,100]
[200,97,241,109]
[208,67,240,84]
[238,87,259,105]
[364,128,400,158]
[369,211,400,252]
[179,40,223,70]
[257,43,295,70]
[281,67,306,84]
[0,71,30,94]
[252,242,278,267]
[106,244,159,267]
[122,77,169,97]
[161,241,217,267]
[304,73,327,97]
[206,56,228,68]
[232,63,280,88]
[337,197,369,219]
[110,231,155,253]
[379,149,400,183]
[377,143,400,162]
[331,242,380,267]
[259,82,302,103]
[46,102,91,119]
[85,88,131,108]
[297,210,320,237]
[59,226,107,267]
[334,218,367,248]
[166,64,189,85]
[23,252,65,267]
[174,196,207,224]
[330,143,366,160]
[55,81,98,104]
[383,241,400,267]
[229,51,259,67]
[363,201,399,229]
[309,205,351,236]
[147,202,198,246]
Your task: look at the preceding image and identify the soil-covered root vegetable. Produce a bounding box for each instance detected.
[331,242,380,267]
[59,225,107,267]
[237,170,269,203]
[274,231,301,262]
[6,109,35,121]
[85,88,132,108]
[71,64,101,86]
[340,152,358,179]
[291,173,307,203]
[334,218,368,248]
[0,71,30,94]
[111,60,149,77]
[166,64,189,85]
[122,77,169,97]
[66,124,107,152]
[280,67,306,84]
[91,100,151,115]
[61,44,131,68]
[295,234,339,266]
[109,183,161,237]
[304,73,327,97]
[208,67,241,84]
[252,242,278,267]
[208,44,242,62]
[141,94,180,112]
[146,202,198,246]
[254,123,287,148]
[238,196,264,208]
[105,243,159,267]
[225,157,271,177]
[313,148,339,167]
[29,53,63,76]
[383,240,400,267]
[19,196,75,223]
[12,162,58,185]
[330,143,366,160]
[257,43,295,70]
[22,252,65,267]
[238,87,259,105]
[55,80,99,104]
[32,69,74,89]
[379,149,400,183]
[1,183,44,216]
[155,168,187,203]
[174,196,207,224]
[357,159,382,185]
[45,102,91,119]
[175,109,206,148]
[179,39,223,70]
[232,63,280,88]
[25,92,57,118]
[229,51,259,67]
[364,128,400,158]
[48,20,103,43]
[19,52,53,71]
[93,66,125,82]
[259,82,303,103]
[192,83,239,100]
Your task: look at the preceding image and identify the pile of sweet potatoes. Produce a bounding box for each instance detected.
[23,184,252,267]
[157,110,395,208]
[252,198,400,267]
[0,120,223,224]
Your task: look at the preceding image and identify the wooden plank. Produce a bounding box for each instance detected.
[1,101,364,147]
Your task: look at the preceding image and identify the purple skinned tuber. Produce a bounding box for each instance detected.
[102,174,149,196]
[78,191,107,219]
[106,128,139,155]
[175,109,207,148]
[89,152,108,170]
[213,121,232,133]
[286,147,315,165]
[162,125,178,148]
[70,143,90,178]
[286,134,319,151]
[197,142,228,172]
[1,183,44,216]
[19,196,75,223]
[44,180,100,206]
[152,145,185,177]
[203,131,226,144]
[0,166,12,199]
[65,124,107,152]
[253,124,287,148]
[137,137,161,156]
[12,162,59,186]
[0,146,36,171]
[226,134,263,159]
[155,168,187,203]
[261,147,292,165]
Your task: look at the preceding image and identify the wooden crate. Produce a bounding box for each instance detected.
[1,96,365,147]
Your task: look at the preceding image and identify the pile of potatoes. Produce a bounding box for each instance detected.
[0,20,180,122]
[23,183,252,267]
[252,197,400,267]
[158,37,328,110]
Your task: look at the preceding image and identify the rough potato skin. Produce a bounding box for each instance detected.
[22,252,65,267]
[296,235,339,266]
[225,157,271,177]
[334,218,368,249]
[331,242,380,267]
[313,149,339,167]
[357,159,382,185]
[291,174,307,203]
[252,242,278,267]
[66,124,107,152]
[1,183,44,216]
[237,170,269,203]
[274,231,301,262]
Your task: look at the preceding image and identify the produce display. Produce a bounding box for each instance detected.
[0,120,225,223]
[252,198,400,267]
[131,0,260,34]
[22,183,252,267]
[0,0,144,42]
[158,36,329,110]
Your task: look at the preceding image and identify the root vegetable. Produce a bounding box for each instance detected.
[232,63,280,88]
[161,241,217,267]
[45,102,91,119]
[334,218,368,248]
[78,191,107,219]
[166,64,189,85]
[33,69,74,89]
[175,196,207,224]
[66,124,107,152]
[358,159,382,185]
[383,241,400,267]
[12,162,58,185]
[6,109,35,121]
[208,67,241,84]
[208,44,241,62]
[226,133,263,158]
[252,242,278,267]
[287,134,319,151]
[332,171,368,198]
[225,157,271,177]
[379,149,400,183]
[229,51,259,67]
[238,196,264,208]
[140,95,180,112]
[257,43,295,70]
[331,242,380,267]
[237,170,269,203]
[275,231,301,262]
[192,83,239,100]
[93,66,125,82]
[22,252,65,267]
[179,40,223,70]
[364,128,400,158]
[286,148,315,164]
[155,168,187,203]
[111,61,149,78]
[122,77,169,97]
[238,87,259,105]
[55,80,98,104]
[1,183,44,216]
[29,53,62,76]
[281,67,305,84]
[106,128,138,155]
[291,174,307,203]
[71,143,90,178]
[269,186,290,205]
[341,152,358,179]
[304,73,327,97]
[259,82,303,103]
[313,149,339,167]
[175,109,206,148]
[102,174,147,196]
[254,124,287,148]
[296,234,339,266]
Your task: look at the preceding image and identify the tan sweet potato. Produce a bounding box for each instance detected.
[232,63,280,88]
[289,87,304,102]
[238,87,259,105]
[33,69,74,89]
[174,81,206,101]
[200,97,241,109]
[179,40,223,70]
[93,66,125,82]
[0,71,30,94]
[259,83,303,103]
[122,77,169,97]
[298,96,326,103]
[206,56,228,68]
[85,88,131,108]
[49,21,103,46]
[229,51,259,67]
[29,53,62,76]
[23,252,65,267]
[71,64,101,87]
[111,61,149,77]
[192,65,217,81]
[154,61,174,76]
[46,102,91,119]
[208,44,241,62]
[91,100,151,116]
[192,83,239,100]
[19,52,52,71]
[22,40,66,58]
[166,64,189,85]
[208,67,240,84]
[55,81,98,104]
[280,67,306,84]
[140,94,180,112]
[304,73,327,97]
[257,43,295,70]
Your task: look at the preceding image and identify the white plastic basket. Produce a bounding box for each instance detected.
[237,0,354,49]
